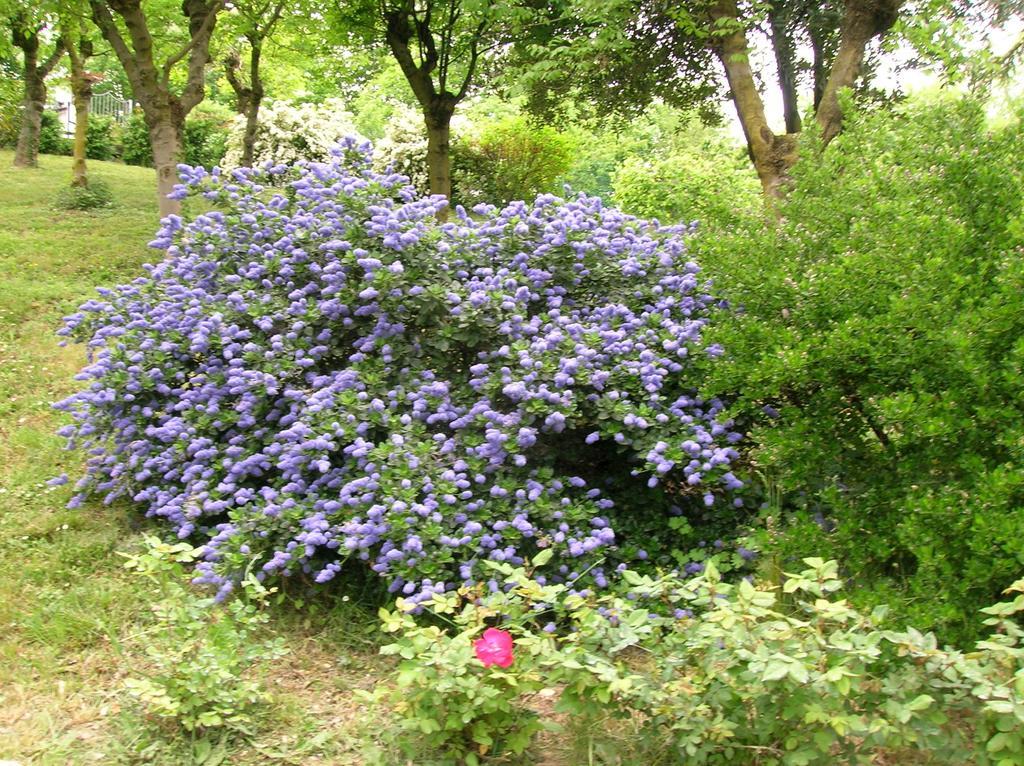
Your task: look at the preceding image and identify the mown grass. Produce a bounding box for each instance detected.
[0,152,393,765]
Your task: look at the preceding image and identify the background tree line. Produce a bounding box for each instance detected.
[4,0,1022,216]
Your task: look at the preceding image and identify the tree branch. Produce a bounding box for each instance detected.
[88,0,143,92]
[256,0,286,39]
[417,0,439,76]
[816,0,904,146]
[39,36,67,78]
[162,0,224,86]
[456,19,488,100]
[438,0,459,93]
[179,0,224,114]
[223,49,252,113]
[384,4,437,107]
[767,1,801,134]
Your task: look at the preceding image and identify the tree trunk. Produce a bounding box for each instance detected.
[425,107,453,218]
[147,110,184,217]
[711,0,797,200]
[809,24,828,112]
[768,4,802,135]
[70,78,91,187]
[224,45,262,167]
[13,83,45,168]
[12,28,46,168]
[87,0,221,220]
[816,0,904,146]
[243,43,263,167]
[68,55,94,188]
[241,105,259,168]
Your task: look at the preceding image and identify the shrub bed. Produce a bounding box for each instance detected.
[693,97,1024,643]
[375,559,1024,764]
[56,140,743,601]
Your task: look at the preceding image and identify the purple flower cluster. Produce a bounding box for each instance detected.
[55,139,742,603]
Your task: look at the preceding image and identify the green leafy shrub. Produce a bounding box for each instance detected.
[85,115,119,161]
[183,116,228,169]
[693,95,1024,643]
[54,178,114,211]
[451,115,575,206]
[121,109,229,168]
[38,110,72,156]
[376,558,1024,765]
[611,143,761,227]
[121,111,152,166]
[121,536,288,733]
[554,105,685,200]
[370,609,546,763]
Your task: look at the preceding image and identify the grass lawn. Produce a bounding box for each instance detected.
[0,152,396,765]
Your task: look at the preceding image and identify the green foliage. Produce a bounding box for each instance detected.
[121,111,152,167]
[120,536,288,734]
[509,0,723,126]
[0,67,19,148]
[556,122,655,200]
[371,610,545,763]
[693,95,1024,644]
[970,577,1024,764]
[451,115,575,206]
[183,116,229,169]
[377,558,1024,764]
[54,178,113,210]
[611,137,760,227]
[349,60,420,140]
[85,115,119,161]
[121,108,229,169]
[38,110,71,156]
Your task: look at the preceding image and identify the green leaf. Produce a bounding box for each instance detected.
[532,548,554,567]
[762,661,790,681]
[418,717,441,734]
[193,738,211,763]
[906,694,934,712]
[988,732,1011,753]
[738,578,756,600]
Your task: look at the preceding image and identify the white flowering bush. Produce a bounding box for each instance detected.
[370,104,430,194]
[222,99,365,168]
[370,104,476,197]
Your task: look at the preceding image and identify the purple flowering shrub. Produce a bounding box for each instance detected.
[55,140,743,603]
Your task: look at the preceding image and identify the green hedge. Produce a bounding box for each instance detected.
[693,96,1024,644]
[122,110,229,169]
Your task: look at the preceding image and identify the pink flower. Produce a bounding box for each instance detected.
[473,627,514,668]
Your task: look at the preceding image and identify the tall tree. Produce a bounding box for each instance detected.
[63,17,100,187]
[88,0,224,216]
[6,7,65,168]
[222,0,287,167]
[516,0,906,199]
[336,0,530,212]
